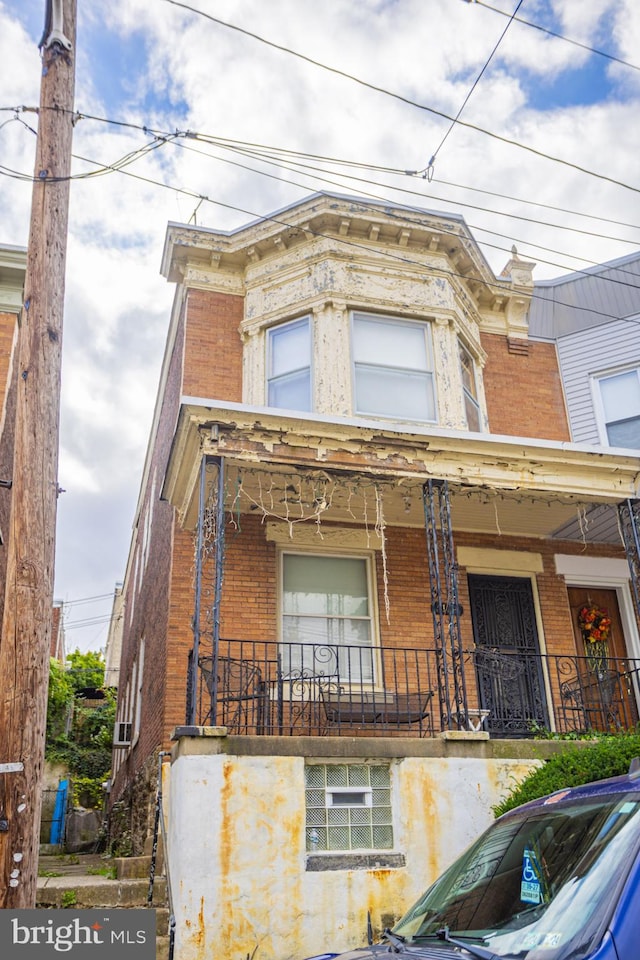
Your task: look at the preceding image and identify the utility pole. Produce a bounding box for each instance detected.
[0,0,76,908]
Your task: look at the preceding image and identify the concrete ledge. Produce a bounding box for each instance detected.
[170,729,597,763]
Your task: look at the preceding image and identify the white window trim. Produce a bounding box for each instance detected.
[590,365,640,447]
[350,311,437,424]
[327,787,373,807]
[278,546,382,689]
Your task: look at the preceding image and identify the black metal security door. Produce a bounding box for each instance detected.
[468,574,549,738]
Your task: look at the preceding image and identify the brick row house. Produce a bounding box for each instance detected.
[108,195,640,959]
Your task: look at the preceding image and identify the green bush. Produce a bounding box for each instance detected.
[46,652,116,810]
[493,733,640,818]
[46,659,74,740]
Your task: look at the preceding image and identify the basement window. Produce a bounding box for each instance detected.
[305,763,393,852]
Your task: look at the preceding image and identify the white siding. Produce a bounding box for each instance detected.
[557,318,640,444]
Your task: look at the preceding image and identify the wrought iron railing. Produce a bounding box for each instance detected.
[187,640,640,740]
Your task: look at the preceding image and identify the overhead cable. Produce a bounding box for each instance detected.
[160,0,640,195]
[422,0,526,179]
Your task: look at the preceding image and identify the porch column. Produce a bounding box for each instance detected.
[619,498,640,624]
[188,455,226,725]
[186,455,208,724]
[423,479,468,730]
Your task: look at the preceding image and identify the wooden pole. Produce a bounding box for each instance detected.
[0,0,76,908]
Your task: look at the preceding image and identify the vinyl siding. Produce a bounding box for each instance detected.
[557,318,640,445]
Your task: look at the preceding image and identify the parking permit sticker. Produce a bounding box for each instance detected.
[521,847,543,904]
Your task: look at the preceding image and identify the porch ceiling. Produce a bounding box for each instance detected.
[162,400,640,545]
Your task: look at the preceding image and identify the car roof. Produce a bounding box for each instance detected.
[504,768,640,818]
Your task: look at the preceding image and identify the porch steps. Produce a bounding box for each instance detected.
[37,853,169,959]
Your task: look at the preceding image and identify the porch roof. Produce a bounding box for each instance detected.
[161,398,640,542]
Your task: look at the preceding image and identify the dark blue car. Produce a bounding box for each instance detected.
[304,761,640,960]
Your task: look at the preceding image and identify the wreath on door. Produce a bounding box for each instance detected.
[578,604,611,644]
[578,604,611,673]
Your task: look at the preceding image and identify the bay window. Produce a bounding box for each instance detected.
[352,312,436,422]
[267,316,311,411]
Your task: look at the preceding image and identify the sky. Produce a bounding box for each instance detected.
[1,0,640,654]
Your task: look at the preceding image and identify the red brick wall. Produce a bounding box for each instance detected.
[162,516,626,696]
[182,289,244,401]
[113,287,247,799]
[111,304,186,802]
[481,333,570,440]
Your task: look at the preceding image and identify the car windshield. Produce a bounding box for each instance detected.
[393,791,640,959]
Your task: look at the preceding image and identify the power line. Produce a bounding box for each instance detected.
[62,592,118,608]
[7,102,640,218]
[4,102,640,293]
[63,148,640,325]
[424,0,526,177]
[159,1,640,195]
[470,0,640,73]
[179,131,640,249]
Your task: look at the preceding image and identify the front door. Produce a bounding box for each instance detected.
[468,574,549,738]
[567,586,638,730]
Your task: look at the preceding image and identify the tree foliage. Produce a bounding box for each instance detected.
[46,657,74,740]
[493,733,640,817]
[46,650,115,808]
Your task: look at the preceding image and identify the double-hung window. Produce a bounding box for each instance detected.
[595,367,640,448]
[459,341,481,431]
[352,312,436,422]
[281,552,375,683]
[267,316,311,411]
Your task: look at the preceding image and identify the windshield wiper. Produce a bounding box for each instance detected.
[415,926,497,960]
[381,928,406,952]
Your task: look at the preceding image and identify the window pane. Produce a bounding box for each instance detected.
[459,344,477,398]
[283,616,370,645]
[355,366,435,420]
[283,555,369,616]
[464,394,481,432]
[269,318,310,377]
[353,315,429,371]
[607,417,640,448]
[600,370,640,420]
[268,370,311,410]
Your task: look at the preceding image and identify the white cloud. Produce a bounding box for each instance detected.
[2,0,640,648]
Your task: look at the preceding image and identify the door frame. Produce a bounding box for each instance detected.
[467,572,551,737]
[460,549,554,734]
[554,555,640,660]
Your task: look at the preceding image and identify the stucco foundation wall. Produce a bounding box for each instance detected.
[167,732,542,960]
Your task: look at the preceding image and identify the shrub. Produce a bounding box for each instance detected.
[493,733,640,818]
[46,652,116,810]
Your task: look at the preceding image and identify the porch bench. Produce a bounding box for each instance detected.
[320,688,434,736]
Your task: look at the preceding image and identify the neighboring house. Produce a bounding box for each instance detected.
[103,581,124,689]
[0,244,26,618]
[51,600,66,662]
[529,251,640,450]
[109,195,640,960]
